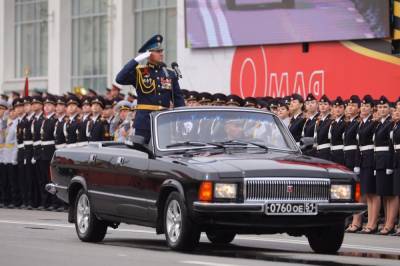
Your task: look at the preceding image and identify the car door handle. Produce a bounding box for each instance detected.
[89,154,97,163]
[116,156,125,166]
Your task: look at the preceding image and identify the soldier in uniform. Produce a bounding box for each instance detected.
[315,95,332,160]
[88,96,110,142]
[22,96,36,209]
[329,97,347,165]
[243,97,257,108]
[0,100,9,207]
[288,93,306,146]
[114,101,133,143]
[186,91,200,107]
[198,92,213,106]
[77,96,91,145]
[374,96,397,235]
[344,95,361,171]
[225,95,243,107]
[392,100,400,236]
[213,93,227,106]
[54,96,67,150]
[115,34,185,143]
[64,95,81,147]
[277,99,290,127]
[302,93,319,138]
[16,98,27,208]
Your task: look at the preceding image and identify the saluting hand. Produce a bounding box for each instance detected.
[135,51,152,62]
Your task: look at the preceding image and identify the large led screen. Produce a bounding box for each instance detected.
[185,0,390,48]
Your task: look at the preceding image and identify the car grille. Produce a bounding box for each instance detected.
[244,178,330,202]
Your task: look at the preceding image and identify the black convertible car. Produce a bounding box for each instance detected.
[48,107,366,254]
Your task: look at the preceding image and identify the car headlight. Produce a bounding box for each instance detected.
[330,184,352,200]
[214,183,237,199]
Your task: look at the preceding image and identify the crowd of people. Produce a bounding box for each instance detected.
[0,86,399,236]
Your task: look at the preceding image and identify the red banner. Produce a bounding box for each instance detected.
[231,41,400,101]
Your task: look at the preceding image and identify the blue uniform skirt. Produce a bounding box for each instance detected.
[376,170,394,196]
[360,167,376,195]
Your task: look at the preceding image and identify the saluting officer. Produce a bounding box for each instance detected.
[329,96,347,165]
[87,96,110,142]
[315,95,332,160]
[38,95,57,210]
[77,96,91,145]
[288,93,306,146]
[116,34,185,143]
[64,94,81,147]
[374,96,397,235]
[343,95,361,172]
[54,96,67,150]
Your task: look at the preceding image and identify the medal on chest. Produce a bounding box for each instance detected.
[161,77,172,90]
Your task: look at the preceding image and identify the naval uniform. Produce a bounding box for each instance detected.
[77,113,91,145]
[356,115,377,195]
[23,112,37,207]
[87,115,110,142]
[329,115,346,165]
[343,116,360,171]
[392,122,400,195]
[288,113,306,145]
[315,114,332,160]
[64,114,80,147]
[374,116,394,196]
[302,112,318,156]
[54,115,67,150]
[116,61,185,142]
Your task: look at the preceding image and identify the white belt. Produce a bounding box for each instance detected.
[343,145,357,151]
[331,145,344,151]
[66,143,77,148]
[41,140,55,146]
[317,143,330,150]
[23,140,33,145]
[17,144,24,149]
[55,143,66,149]
[359,145,374,151]
[375,146,389,152]
[395,144,400,150]
[33,141,41,146]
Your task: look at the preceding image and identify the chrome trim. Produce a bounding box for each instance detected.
[88,190,156,204]
[244,177,330,202]
[152,108,299,153]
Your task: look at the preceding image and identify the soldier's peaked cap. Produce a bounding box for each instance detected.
[138,34,163,53]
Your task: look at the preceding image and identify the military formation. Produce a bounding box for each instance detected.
[0,89,136,212]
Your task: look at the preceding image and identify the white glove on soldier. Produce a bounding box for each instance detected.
[353,167,360,175]
[386,169,394,175]
[134,51,152,62]
[31,158,36,164]
[374,170,376,176]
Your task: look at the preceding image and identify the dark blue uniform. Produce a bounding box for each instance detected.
[116,60,185,142]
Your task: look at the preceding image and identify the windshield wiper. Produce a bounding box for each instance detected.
[166,141,224,149]
[211,139,269,151]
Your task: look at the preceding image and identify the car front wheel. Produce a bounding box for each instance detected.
[306,222,345,254]
[164,192,200,251]
[75,189,107,242]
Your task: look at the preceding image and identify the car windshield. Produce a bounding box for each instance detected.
[155,109,297,152]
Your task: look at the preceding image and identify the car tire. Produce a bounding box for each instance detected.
[206,231,236,244]
[74,189,107,242]
[306,222,345,254]
[164,191,200,251]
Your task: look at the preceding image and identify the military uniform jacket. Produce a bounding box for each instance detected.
[374,116,394,170]
[64,114,80,145]
[23,113,35,162]
[40,113,57,161]
[54,115,67,148]
[88,115,110,142]
[289,113,306,143]
[316,114,332,146]
[16,115,25,163]
[32,113,44,161]
[392,122,400,170]
[343,116,360,169]
[302,113,319,138]
[78,114,90,142]
[115,60,185,131]
[356,115,377,169]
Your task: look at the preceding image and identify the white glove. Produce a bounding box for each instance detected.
[134,51,151,62]
[386,169,394,175]
[31,158,36,164]
[353,167,360,175]
[374,170,376,176]
[24,159,26,165]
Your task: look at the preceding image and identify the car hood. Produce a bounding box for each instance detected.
[164,151,353,180]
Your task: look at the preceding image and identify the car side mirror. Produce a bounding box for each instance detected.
[300,137,314,152]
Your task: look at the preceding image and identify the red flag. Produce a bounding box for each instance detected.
[24,76,29,97]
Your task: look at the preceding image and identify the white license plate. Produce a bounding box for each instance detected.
[265,202,318,215]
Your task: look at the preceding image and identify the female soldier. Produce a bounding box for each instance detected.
[391,102,400,236]
[373,96,398,235]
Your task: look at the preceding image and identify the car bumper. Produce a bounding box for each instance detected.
[193,201,366,214]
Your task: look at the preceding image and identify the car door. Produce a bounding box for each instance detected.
[106,146,151,222]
